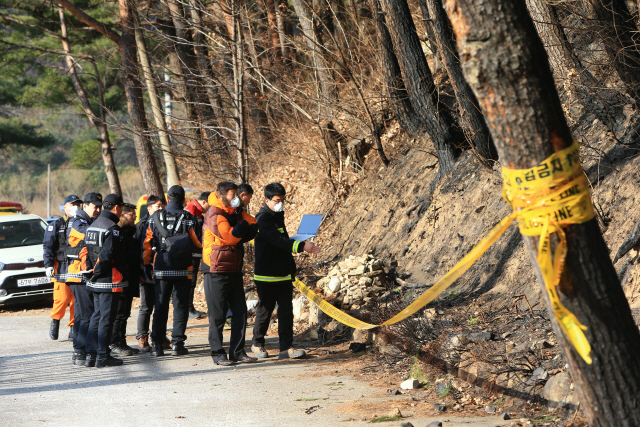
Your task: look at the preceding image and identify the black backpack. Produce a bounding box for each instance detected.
[152,210,194,270]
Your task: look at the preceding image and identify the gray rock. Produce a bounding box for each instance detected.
[501,412,511,420]
[542,371,576,407]
[450,334,468,347]
[527,367,549,385]
[433,403,446,412]
[434,382,451,395]
[387,389,401,395]
[484,406,496,413]
[401,378,420,390]
[426,423,442,427]
[400,423,414,427]
[469,331,494,342]
[292,296,306,321]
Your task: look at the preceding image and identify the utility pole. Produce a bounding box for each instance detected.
[47,163,51,218]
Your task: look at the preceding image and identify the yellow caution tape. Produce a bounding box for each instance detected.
[293,140,594,363]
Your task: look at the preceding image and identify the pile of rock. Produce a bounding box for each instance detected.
[314,254,387,307]
[291,254,389,332]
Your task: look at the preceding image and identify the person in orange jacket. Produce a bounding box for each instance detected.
[43,194,82,340]
[202,181,258,365]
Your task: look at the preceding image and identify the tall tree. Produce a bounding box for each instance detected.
[420,0,497,162]
[446,0,640,425]
[290,0,337,116]
[379,0,464,175]
[55,0,164,196]
[58,7,121,195]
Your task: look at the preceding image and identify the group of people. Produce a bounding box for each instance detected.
[42,181,321,368]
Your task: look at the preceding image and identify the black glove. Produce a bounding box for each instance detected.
[231,219,249,238]
[144,265,153,282]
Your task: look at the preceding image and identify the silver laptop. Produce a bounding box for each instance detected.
[291,214,323,241]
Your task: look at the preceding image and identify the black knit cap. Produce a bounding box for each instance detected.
[168,185,185,200]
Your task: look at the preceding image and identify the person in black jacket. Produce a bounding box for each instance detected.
[110,203,141,356]
[135,195,165,352]
[251,183,320,360]
[84,194,127,368]
[142,186,202,357]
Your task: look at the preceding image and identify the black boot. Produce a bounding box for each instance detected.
[171,342,189,356]
[49,319,60,340]
[83,354,96,368]
[95,355,123,368]
[72,352,86,366]
[151,346,164,357]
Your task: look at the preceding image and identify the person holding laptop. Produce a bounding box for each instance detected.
[251,182,321,359]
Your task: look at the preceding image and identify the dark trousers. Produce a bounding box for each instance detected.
[86,291,120,357]
[252,280,294,351]
[151,278,190,346]
[111,292,134,345]
[70,285,94,353]
[204,272,247,360]
[136,282,155,340]
[190,257,201,311]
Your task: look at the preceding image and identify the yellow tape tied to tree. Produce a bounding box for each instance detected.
[293,140,594,363]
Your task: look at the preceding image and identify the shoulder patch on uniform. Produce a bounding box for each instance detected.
[47,225,53,231]
[113,230,120,237]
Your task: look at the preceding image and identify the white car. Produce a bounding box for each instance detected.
[0,214,52,305]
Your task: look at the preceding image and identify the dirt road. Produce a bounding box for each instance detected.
[0,310,511,427]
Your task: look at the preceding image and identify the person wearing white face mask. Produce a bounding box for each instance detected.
[201,181,259,365]
[251,182,321,360]
[43,194,82,342]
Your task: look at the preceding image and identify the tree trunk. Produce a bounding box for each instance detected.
[290,0,337,115]
[379,0,462,175]
[584,0,640,103]
[274,0,292,65]
[371,0,423,138]
[258,0,284,66]
[232,4,248,183]
[421,0,497,162]
[58,7,122,195]
[134,26,181,187]
[526,0,618,127]
[118,0,164,196]
[446,1,640,425]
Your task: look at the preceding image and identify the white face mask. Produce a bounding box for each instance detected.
[272,201,284,212]
[230,196,241,208]
[69,206,79,217]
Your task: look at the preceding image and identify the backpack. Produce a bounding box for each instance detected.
[152,210,194,270]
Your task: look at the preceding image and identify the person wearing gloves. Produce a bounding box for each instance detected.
[43,194,82,341]
[201,181,258,366]
[84,194,127,368]
[142,185,202,357]
[134,195,165,352]
[66,192,102,366]
[251,183,321,360]
[184,191,210,320]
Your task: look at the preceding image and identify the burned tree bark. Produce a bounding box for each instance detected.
[421,0,497,162]
[446,0,640,425]
[379,0,464,175]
